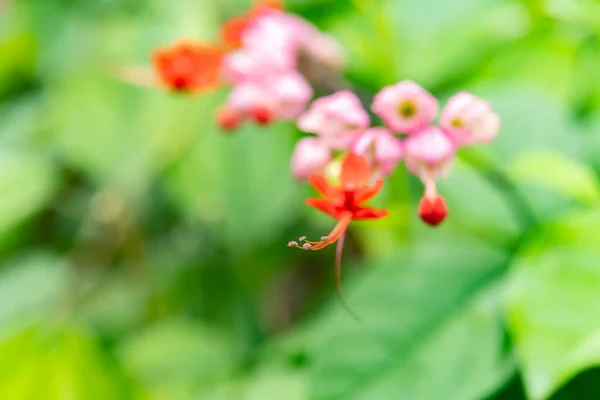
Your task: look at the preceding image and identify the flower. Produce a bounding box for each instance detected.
[224,71,312,127]
[353,127,404,177]
[441,92,500,146]
[221,47,294,84]
[297,91,370,149]
[404,126,456,183]
[372,80,438,134]
[291,137,331,180]
[288,152,386,316]
[153,41,224,92]
[220,0,284,49]
[404,127,456,227]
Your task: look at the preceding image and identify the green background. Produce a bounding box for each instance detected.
[2,0,600,399]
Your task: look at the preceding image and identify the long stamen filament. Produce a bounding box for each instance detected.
[288,212,353,251]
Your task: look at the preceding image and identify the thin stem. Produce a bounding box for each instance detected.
[335,233,361,321]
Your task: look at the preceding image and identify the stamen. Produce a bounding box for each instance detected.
[286,212,353,252]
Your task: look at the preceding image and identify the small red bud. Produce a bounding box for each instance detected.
[216,106,242,132]
[418,195,448,227]
[250,106,273,126]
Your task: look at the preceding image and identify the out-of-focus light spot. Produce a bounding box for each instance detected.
[90,189,126,225]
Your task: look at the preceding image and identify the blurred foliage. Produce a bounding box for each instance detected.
[2,0,600,399]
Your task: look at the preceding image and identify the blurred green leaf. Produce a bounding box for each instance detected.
[165,111,300,249]
[0,325,137,399]
[507,151,600,207]
[0,253,69,336]
[119,318,237,399]
[0,153,58,234]
[77,275,148,337]
[287,233,514,400]
[506,208,600,399]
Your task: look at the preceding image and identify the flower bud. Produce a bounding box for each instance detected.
[418,195,448,227]
[216,105,242,132]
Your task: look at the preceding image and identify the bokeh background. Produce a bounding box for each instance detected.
[2,0,600,399]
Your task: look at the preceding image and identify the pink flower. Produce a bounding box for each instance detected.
[372,80,438,134]
[404,126,456,183]
[291,137,332,180]
[441,92,500,146]
[297,91,370,149]
[352,127,403,177]
[226,72,312,124]
[221,46,295,84]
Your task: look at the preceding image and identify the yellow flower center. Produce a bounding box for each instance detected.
[398,101,416,118]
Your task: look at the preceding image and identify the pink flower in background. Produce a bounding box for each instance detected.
[218,6,345,130]
[291,137,332,180]
[297,91,369,149]
[225,72,313,125]
[372,81,438,134]
[269,72,314,119]
[441,92,500,146]
[221,48,293,84]
[353,127,403,177]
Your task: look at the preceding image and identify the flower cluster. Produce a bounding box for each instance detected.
[137,2,501,311]
[147,0,345,131]
[291,81,500,227]
[217,2,344,130]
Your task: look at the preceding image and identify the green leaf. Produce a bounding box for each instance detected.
[506,208,600,400]
[0,253,69,336]
[118,318,237,399]
[0,153,58,234]
[507,151,600,207]
[165,108,301,249]
[291,233,514,400]
[0,325,138,399]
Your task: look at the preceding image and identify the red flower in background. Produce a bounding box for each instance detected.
[221,0,284,49]
[288,152,386,317]
[153,41,224,92]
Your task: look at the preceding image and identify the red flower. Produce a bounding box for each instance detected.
[221,0,284,49]
[153,41,224,92]
[288,152,386,317]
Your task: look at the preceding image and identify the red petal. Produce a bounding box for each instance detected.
[340,152,370,190]
[353,207,387,220]
[152,41,224,92]
[306,198,341,219]
[309,175,338,200]
[221,15,250,49]
[251,0,284,16]
[354,179,383,204]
